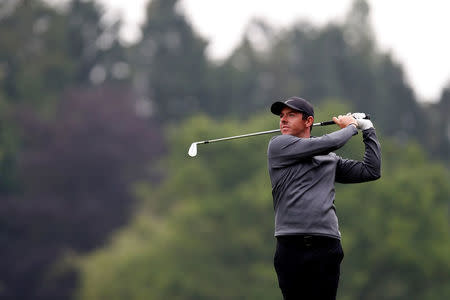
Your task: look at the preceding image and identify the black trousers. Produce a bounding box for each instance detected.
[274,235,344,300]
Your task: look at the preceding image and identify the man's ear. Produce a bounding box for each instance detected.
[306,116,314,127]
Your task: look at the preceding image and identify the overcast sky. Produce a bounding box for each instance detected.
[97,0,450,102]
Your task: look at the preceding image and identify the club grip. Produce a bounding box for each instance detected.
[315,113,370,127]
[320,120,335,126]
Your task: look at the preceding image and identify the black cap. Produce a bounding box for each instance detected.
[270,96,314,117]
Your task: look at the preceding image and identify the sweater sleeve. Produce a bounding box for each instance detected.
[335,128,381,183]
[268,125,358,168]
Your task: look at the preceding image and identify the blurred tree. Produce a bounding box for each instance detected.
[131,0,210,121]
[218,0,427,151]
[0,0,129,115]
[0,96,20,194]
[0,86,164,299]
[65,0,130,87]
[425,83,450,165]
[205,19,277,118]
[0,0,130,199]
[271,0,422,140]
[343,0,374,55]
[0,0,70,113]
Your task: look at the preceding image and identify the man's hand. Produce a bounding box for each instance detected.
[332,115,358,129]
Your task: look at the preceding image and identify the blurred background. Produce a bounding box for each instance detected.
[0,0,449,299]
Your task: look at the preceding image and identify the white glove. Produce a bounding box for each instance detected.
[347,112,374,130]
[356,119,374,130]
[351,112,368,120]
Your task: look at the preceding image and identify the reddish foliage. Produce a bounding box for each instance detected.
[0,86,164,299]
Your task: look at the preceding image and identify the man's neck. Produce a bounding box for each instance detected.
[296,131,311,138]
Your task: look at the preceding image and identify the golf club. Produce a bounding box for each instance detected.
[188,113,370,157]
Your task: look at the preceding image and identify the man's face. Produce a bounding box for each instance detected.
[279,107,313,138]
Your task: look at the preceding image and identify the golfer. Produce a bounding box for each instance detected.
[267,96,381,300]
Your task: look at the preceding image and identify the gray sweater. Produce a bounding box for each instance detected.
[267,126,381,239]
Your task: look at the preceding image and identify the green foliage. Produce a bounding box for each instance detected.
[337,139,450,300]
[76,106,450,300]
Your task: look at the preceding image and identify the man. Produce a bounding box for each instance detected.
[267,96,381,300]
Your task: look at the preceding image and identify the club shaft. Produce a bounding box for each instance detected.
[197,119,342,145]
[313,120,335,126]
[199,129,280,144]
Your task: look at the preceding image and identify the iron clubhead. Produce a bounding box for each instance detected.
[188,142,198,157]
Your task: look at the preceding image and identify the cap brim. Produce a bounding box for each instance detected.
[270,101,286,115]
[271,101,307,115]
